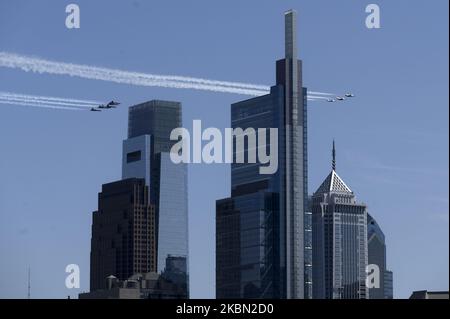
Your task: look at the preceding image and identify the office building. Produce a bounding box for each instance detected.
[216,10,309,299]
[122,100,189,296]
[90,178,156,291]
[384,270,393,299]
[367,213,394,299]
[311,142,368,299]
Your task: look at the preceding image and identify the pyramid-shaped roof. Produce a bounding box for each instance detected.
[314,170,352,195]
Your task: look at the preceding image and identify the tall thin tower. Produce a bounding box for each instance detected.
[276,9,306,299]
[216,10,307,299]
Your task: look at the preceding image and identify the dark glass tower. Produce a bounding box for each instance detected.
[216,10,308,299]
[122,100,189,297]
[367,213,393,299]
[90,178,156,291]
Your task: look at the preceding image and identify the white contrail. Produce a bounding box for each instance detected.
[0,52,336,98]
[306,95,331,100]
[0,91,100,111]
[0,52,267,96]
[307,91,334,96]
[0,95,90,109]
[0,92,99,108]
[0,91,100,106]
[0,98,85,111]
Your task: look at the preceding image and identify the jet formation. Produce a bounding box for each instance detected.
[90,100,120,112]
[327,93,355,103]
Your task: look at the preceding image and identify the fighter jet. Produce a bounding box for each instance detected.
[107,100,120,107]
[336,96,345,101]
[327,98,335,102]
[90,107,101,112]
[344,93,355,98]
[97,100,120,110]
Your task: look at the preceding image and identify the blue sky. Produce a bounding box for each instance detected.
[0,0,448,299]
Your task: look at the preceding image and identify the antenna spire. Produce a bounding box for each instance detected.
[27,267,31,299]
[332,140,336,171]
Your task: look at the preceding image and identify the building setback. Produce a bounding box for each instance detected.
[216,10,310,299]
[311,142,368,299]
[90,178,156,291]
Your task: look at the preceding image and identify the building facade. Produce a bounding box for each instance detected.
[81,272,187,299]
[122,100,189,296]
[90,178,156,291]
[311,143,369,299]
[89,100,189,297]
[367,213,393,299]
[216,10,310,299]
[409,290,449,299]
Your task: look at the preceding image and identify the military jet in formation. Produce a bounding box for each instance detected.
[90,100,121,112]
[327,93,355,102]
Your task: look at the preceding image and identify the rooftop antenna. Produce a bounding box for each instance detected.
[332,140,336,171]
[27,267,31,299]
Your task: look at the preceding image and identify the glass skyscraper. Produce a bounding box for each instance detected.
[216,10,309,299]
[311,142,368,299]
[122,100,189,297]
[367,213,393,299]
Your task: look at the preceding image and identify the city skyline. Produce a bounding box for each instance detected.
[0,1,448,299]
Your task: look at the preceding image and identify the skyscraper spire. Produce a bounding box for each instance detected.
[332,140,336,171]
[27,267,30,299]
[284,9,297,59]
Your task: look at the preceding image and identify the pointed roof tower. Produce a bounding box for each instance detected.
[314,141,352,195]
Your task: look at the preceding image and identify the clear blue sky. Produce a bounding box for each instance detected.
[0,0,448,299]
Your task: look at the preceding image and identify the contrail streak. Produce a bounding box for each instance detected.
[0,52,335,98]
[0,92,100,106]
[0,52,266,96]
[0,98,84,111]
[306,95,331,100]
[0,91,100,111]
[0,92,99,108]
[307,91,334,96]
[0,96,90,109]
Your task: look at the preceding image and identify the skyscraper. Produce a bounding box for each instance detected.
[216,10,309,299]
[90,178,156,291]
[367,213,394,299]
[122,100,189,296]
[311,142,369,299]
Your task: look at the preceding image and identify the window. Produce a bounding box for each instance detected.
[127,150,142,163]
